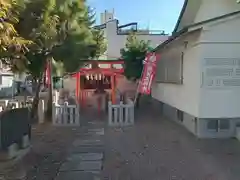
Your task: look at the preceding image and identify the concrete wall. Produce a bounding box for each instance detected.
[105,20,169,58]
[159,101,240,138]
[152,1,240,139]
[194,0,240,23]
[152,30,202,117]
[197,118,238,138]
[161,103,197,135]
[177,0,240,32]
[199,14,240,118]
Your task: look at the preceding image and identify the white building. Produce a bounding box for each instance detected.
[95,10,169,59]
[152,0,240,138]
[0,62,27,97]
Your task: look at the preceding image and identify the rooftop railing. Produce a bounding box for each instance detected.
[117,29,168,35]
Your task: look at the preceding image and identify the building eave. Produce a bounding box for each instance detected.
[173,0,189,33]
[152,28,189,52]
[153,10,240,53]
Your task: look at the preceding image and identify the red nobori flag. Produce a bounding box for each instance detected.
[44,61,51,87]
[139,52,160,94]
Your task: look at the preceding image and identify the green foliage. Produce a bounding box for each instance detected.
[14,0,101,77]
[90,29,107,59]
[120,32,151,81]
[2,0,106,78]
[0,0,32,68]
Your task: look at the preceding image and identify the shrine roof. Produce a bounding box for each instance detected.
[70,68,124,77]
[80,59,124,63]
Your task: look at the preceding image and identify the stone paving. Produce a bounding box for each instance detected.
[101,99,240,180]
[55,123,105,180]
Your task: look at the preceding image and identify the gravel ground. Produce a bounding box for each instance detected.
[102,100,240,180]
[2,97,240,180]
[0,123,80,180]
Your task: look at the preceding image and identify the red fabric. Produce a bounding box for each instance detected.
[138,53,160,95]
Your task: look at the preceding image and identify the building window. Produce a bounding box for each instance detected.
[207,119,218,131]
[155,51,184,84]
[219,120,230,130]
[207,119,230,132]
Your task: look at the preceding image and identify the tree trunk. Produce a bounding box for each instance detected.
[45,57,53,120]
[46,80,53,120]
[31,79,41,120]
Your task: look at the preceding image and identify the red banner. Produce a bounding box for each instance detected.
[138,52,160,94]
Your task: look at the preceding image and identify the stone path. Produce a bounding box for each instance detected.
[55,122,105,180]
[101,99,240,180]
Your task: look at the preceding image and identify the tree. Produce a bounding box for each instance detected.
[15,0,99,118]
[120,32,151,107]
[14,0,61,118]
[0,0,32,69]
[90,29,106,59]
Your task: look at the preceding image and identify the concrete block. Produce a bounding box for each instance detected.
[21,135,30,149]
[8,143,19,159]
[236,127,240,140]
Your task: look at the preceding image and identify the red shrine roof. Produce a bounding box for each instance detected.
[71,60,124,77]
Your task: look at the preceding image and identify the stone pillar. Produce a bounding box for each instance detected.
[38,99,45,124]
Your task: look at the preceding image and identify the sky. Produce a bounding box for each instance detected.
[87,0,185,34]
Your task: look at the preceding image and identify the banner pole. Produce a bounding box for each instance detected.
[133,70,143,105]
[133,56,146,105]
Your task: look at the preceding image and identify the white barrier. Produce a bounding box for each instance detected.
[38,99,45,124]
[108,99,134,126]
[52,102,80,126]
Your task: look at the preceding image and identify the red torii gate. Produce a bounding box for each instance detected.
[71,60,124,107]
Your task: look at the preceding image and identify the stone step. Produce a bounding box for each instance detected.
[55,171,100,180]
[59,160,102,172]
[72,139,104,147]
[69,145,104,154]
[66,153,103,161]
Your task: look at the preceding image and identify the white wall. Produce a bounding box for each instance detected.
[152,31,202,117]
[198,15,240,118]
[194,0,240,23]
[105,20,169,58]
[176,0,240,32]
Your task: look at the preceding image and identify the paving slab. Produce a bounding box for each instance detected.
[72,139,103,147]
[59,160,102,171]
[66,153,103,161]
[84,129,105,136]
[55,171,100,180]
[69,146,104,153]
[87,128,104,133]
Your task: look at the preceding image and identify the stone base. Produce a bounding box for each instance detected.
[22,135,30,149]
[157,100,240,139]
[0,135,31,161]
